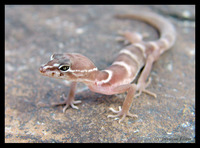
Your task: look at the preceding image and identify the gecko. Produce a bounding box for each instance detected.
[39,11,176,123]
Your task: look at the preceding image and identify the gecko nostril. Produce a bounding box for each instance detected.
[39,67,44,73]
[52,72,55,76]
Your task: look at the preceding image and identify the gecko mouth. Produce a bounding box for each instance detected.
[39,66,62,78]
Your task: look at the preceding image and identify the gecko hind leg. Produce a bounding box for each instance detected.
[134,77,157,98]
[134,50,161,98]
[116,30,148,45]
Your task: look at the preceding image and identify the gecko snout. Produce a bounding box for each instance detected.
[39,66,46,73]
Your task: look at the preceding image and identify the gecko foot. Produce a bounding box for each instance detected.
[107,106,138,123]
[116,30,147,45]
[51,94,82,112]
[135,77,157,98]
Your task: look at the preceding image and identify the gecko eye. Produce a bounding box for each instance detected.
[59,65,70,71]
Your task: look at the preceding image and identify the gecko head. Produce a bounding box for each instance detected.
[39,53,98,82]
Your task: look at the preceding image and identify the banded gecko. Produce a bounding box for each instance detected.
[39,11,176,123]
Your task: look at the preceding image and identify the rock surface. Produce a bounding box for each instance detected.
[5,5,195,143]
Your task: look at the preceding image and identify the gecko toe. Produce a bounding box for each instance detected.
[119,114,126,123]
[73,100,82,104]
[135,88,157,98]
[135,77,157,98]
[109,106,122,113]
[63,104,69,113]
[127,112,138,118]
[70,103,79,110]
[51,100,66,106]
[108,107,137,123]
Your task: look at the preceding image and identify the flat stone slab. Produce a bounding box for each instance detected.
[5,5,195,143]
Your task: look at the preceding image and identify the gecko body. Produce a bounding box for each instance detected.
[40,11,176,123]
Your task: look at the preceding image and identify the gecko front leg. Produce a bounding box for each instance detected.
[51,82,82,112]
[107,84,138,123]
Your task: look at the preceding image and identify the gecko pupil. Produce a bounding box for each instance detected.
[59,65,69,71]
